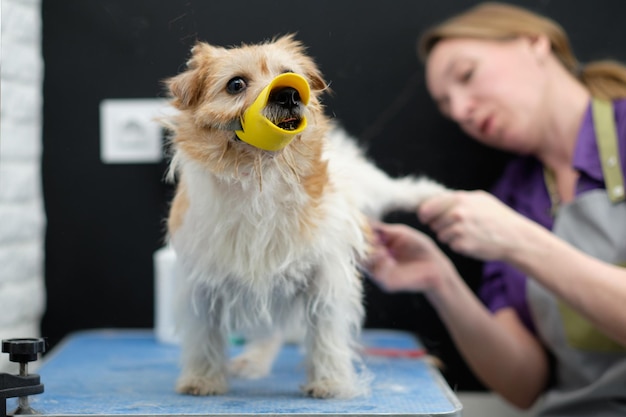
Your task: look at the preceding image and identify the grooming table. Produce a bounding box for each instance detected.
[8,329,462,416]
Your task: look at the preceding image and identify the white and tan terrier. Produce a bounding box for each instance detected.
[162,34,445,399]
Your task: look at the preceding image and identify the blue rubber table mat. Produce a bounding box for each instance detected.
[9,329,461,416]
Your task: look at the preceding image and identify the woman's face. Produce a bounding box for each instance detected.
[426,36,551,154]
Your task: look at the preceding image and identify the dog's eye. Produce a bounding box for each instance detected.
[226,77,247,94]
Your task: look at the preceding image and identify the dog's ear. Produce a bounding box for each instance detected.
[274,35,329,93]
[306,67,328,93]
[167,70,202,110]
[166,42,217,109]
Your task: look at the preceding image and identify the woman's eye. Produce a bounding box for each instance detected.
[460,68,474,83]
[226,77,247,94]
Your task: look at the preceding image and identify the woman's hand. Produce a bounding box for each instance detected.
[367,221,458,294]
[418,190,530,261]
[368,219,551,407]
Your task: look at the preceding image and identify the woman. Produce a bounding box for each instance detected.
[368,3,626,416]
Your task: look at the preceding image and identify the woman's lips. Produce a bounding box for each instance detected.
[479,115,494,136]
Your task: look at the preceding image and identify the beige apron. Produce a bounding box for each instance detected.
[527,99,626,416]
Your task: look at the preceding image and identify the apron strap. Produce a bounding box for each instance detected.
[591,98,625,203]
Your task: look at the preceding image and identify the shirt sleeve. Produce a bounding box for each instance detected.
[478,157,545,333]
[478,164,519,313]
[480,260,515,313]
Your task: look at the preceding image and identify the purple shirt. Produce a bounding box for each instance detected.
[480,99,626,333]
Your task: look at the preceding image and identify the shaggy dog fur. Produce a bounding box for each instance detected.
[163,35,445,399]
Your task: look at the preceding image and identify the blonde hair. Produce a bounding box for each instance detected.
[419,2,626,100]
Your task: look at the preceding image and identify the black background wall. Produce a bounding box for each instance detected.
[41,0,626,391]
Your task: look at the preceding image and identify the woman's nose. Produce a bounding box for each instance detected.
[448,92,475,124]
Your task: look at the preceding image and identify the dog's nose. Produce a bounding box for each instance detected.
[271,87,301,110]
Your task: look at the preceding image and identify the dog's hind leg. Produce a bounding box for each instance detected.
[346,159,448,219]
[229,330,283,379]
[327,128,448,219]
[364,175,448,218]
[229,299,306,378]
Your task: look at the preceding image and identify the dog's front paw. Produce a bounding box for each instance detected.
[176,374,228,396]
[302,378,358,399]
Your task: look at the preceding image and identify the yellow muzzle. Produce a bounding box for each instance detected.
[235,73,310,151]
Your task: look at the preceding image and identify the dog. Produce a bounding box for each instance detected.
[162,34,446,399]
